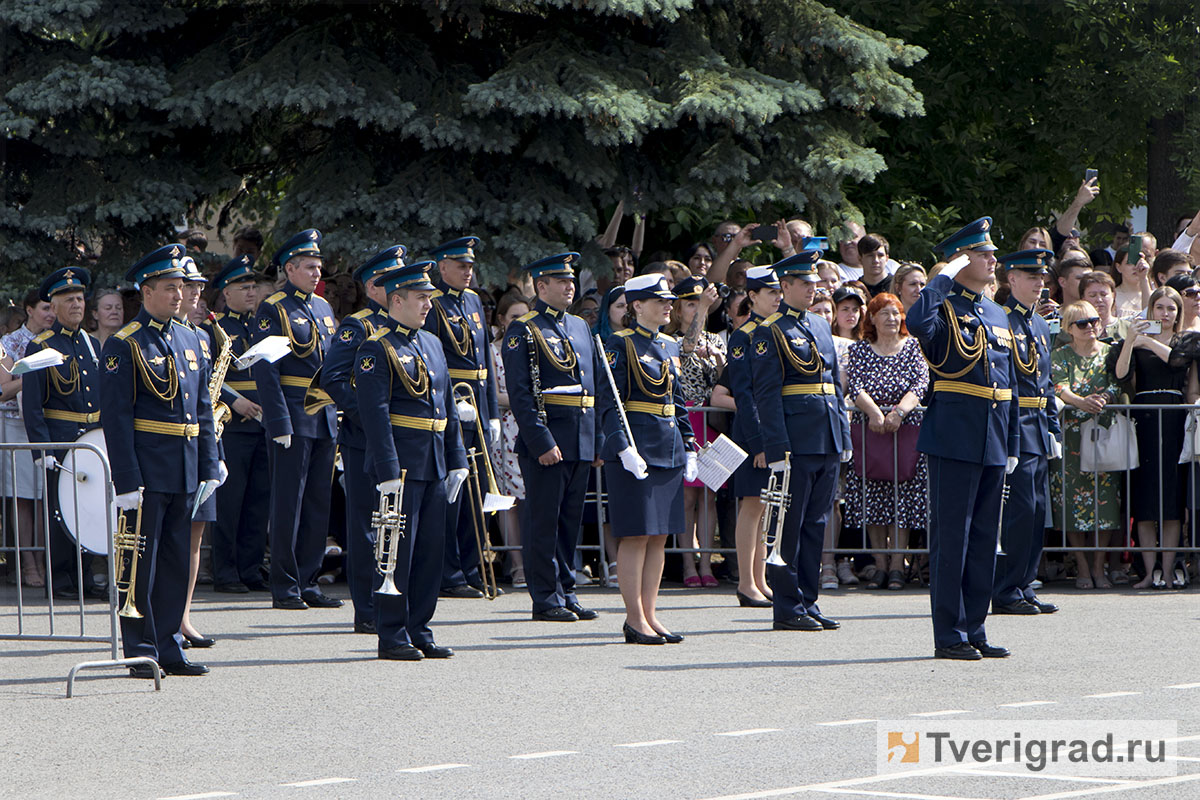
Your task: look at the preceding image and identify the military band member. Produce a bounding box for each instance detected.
[908,217,1020,661]
[321,245,404,634]
[426,236,503,599]
[100,246,220,677]
[599,274,696,645]
[253,229,341,610]
[501,253,603,622]
[23,267,104,599]
[992,249,1062,616]
[751,249,851,633]
[206,255,271,593]
[354,261,468,660]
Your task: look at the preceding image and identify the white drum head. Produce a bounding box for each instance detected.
[57,428,116,556]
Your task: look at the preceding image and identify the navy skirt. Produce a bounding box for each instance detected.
[604,462,684,537]
[193,487,217,523]
[733,457,770,499]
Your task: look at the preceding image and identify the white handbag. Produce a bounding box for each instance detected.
[1079,414,1138,473]
[1179,408,1200,464]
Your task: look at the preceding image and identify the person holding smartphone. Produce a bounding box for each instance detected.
[1111,239,1153,318]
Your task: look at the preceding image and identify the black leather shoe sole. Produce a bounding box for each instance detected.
[273,597,308,610]
[417,644,454,659]
[161,660,209,676]
[993,601,1040,615]
[566,603,598,620]
[354,621,377,634]
[214,583,250,594]
[935,643,982,660]
[532,607,578,622]
[970,641,1011,658]
[302,594,344,608]
[773,616,822,631]
[379,644,424,661]
[441,585,485,599]
[810,613,840,630]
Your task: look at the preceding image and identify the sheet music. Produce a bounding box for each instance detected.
[10,348,66,375]
[234,335,291,369]
[696,434,748,492]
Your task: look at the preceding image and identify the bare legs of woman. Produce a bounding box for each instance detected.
[734,497,770,602]
[180,521,206,641]
[680,486,716,584]
[1131,521,1180,589]
[16,498,45,587]
[866,524,910,589]
[618,534,671,637]
[1069,529,1113,588]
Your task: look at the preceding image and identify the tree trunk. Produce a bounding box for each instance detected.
[1146,111,1188,246]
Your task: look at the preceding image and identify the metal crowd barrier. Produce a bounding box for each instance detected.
[0,440,161,696]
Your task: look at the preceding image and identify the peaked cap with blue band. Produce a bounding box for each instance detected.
[180,256,206,283]
[523,252,579,279]
[744,265,780,291]
[39,267,92,302]
[213,254,256,291]
[354,245,407,284]
[379,260,436,294]
[673,276,708,299]
[934,217,997,256]
[271,229,323,271]
[772,247,824,282]
[126,244,190,287]
[624,273,677,302]
[998,248,1053,275]
[430,236,480,264]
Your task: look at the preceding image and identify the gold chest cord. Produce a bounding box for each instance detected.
[382,338,430,398]
[434,300,472,358]
[926,299,986,380]
[129,339,179,404]
[624,337,671,399]
[771,323,823,376]
[529,323,578,373]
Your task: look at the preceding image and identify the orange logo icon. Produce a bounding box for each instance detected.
[887,732,919,763]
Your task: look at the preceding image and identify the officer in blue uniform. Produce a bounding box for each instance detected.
[752,249,851,633]
[23,267,104,599]
[321,245,404,633]
[355,261,468,660]
[907,217,1020,660]
[252,229,341,610]
[993,248,1062,616]
[206,255,271,593]
[100,245,220,677]
[501,253,603,622]
[425,236,502,599]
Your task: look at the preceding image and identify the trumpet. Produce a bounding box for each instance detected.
[372,470,407,596]
[114,489,145,619]
[760,453,791,567]
[452,381,516,601]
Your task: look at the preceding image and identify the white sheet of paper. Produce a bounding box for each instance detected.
[234,336,291,369]
[696,434,749,492]
[541,384,583,394]
[11,348,66,375]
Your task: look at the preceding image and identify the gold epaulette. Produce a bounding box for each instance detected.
[213,312,226,321]
[738,320,758,334]
[32,330,54,344]
[761,312,782,327]
[114,321,141,341]
[367,328,389,342]
[264,291,286,305]
[464,288,477,297]
[350,308,373,320]
[614,329,634,338]
[431,289,445,299]
[657,332,678,344]
[517,311,537,323]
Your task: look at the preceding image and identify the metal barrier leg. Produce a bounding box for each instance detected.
[66,656,161,698]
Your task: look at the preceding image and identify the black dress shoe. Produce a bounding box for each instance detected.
[623,623,666,645]
[84,584,109,600]
[128,664,162,679]
[214,582,250,594]
[470,583,504,596]
[161,660,209,676]
[969,640,1010,658]
[183,634,216,648]
[441,584,485,599]
[273,596,308,610]
[809,612,841,630]
[532,607,578,622]
[566,602,598,620]
[354,620,377,634]
[302,591,344,608]
[416,643,454,659]
[1029,597,1059,614]
[379,643,424,661]
[736,590,772,608]
[773,615,822,632]
[654,630,684,643]
[993,599,1040,615]
[935,642,983,660]
[53,587,80,600]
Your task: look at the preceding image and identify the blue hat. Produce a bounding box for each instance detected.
[430,236,480,264]
[935,217,997,256]
[673,276,708,299]
[180,256,206,284]
[624,274,677,302]
[213,254,256,291]
[379,260,436,294]
[744,266,780,291]
[39,267,92,302]
[126,244,190,288]
[772,249,822,282]
[999,248,1053,274]
[524,252,579,279]
[354,245,407,284]
[272,229,323,271]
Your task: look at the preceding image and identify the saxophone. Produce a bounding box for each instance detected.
[207,312,234,440]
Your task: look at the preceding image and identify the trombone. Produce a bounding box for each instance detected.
[114,488,145,619]
[452,381,516,600]
[760,453,791,567]
[372,469,407,596]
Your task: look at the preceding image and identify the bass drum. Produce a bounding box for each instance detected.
[57,428,117,556]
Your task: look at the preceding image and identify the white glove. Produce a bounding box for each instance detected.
[273,434,292,449]
[35,454,58,471]
[456,399,477,424]
[216,460,228,487]
[196,479,220,508]
[377,477,404,495]
[941,253,970,279]
[618,446,648,480]
[841,449,853,463]
[768,459,789,473]
[445,468,469,504]
[489,418,501,443]
[1005,456,1019,475]
[684,452,698,482]
[1049,437,1063,460]
[115,490,141,511]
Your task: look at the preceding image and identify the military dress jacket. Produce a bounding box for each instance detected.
[1004,297,1061,457]
[204,309,262,435]
[726,313,765,456]
[322,299,389,451]
[23,321,102,451]
[424,279,500,425]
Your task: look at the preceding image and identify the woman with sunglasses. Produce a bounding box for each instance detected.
[1165,274,1200,333]
[1050,301,1123,589]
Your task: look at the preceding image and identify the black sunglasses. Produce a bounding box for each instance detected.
[1184,288,1200,298]
[1072,317,1101,329]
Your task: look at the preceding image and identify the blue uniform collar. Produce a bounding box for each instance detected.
[536,299,565,320]
[781,304,806,320]
[436,278,468,298]
[1004,296,1032,318]
[950,284,981,303]
[634,323,661,338]
[748,311,763,323]
[224,309,249,321]
[285,280,312,302]
[367,298,387,316]
[52,320,81,337]
[140,308,175,331]
[391,321,416,338]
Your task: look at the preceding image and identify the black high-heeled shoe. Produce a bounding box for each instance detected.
[653,629,684,644]
[1172,567,1187,590]
[736,590,772,608]
[623,623,665,645]
[1152,567,1166,589]
[183,633,216,648]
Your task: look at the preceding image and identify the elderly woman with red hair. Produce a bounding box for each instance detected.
[843,292,930,590]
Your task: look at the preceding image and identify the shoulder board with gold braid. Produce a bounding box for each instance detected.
[738,320,758,334]
[516,311,537,323]
[114,321,142,341]
[214,311,226,321]
[350,308,373,320]
[761,312,782,327]
[657,332,678,344]
[614,329,634,338]
[32,330,54,344]
[367,328,388,342]
[464,288,477,297]
[430,289,445,299]
[264,291,286,305]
